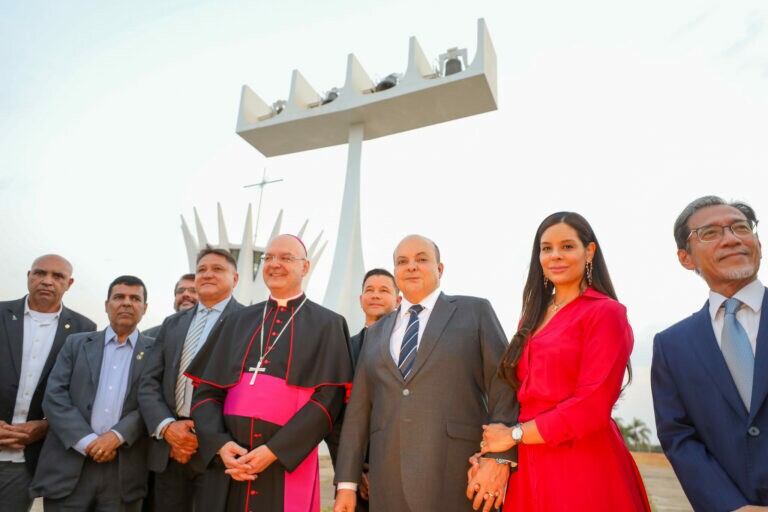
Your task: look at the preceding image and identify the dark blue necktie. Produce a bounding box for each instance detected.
[721,298,754,411]
[398,304,424,378]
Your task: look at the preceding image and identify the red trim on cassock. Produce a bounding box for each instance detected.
[286,305,295,381]
[190,397,221,413]
[344,383,353,404]
[310,399,333,429]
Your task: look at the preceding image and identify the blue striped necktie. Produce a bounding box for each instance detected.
[398,304,424,378]
[721,298,754,411]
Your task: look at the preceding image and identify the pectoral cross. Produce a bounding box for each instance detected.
[249,359,267,385]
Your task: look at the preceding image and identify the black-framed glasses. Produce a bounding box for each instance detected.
[260,254,306,264]
[687,220,758,243]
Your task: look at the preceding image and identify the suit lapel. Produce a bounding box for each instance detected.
[171,308,196,376]
[407,293,456,382]
[689,303,748,416]
[39,306,76,384]
[377,311,402,382]
[84,331,106,386]
[128,335,150,390]
[3,299,25,378]
[749,289,768,418]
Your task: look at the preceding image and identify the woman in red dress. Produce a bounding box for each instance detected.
[480,212,650,511]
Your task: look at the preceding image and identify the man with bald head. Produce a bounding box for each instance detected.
[0,255,96,511]
[186,234,353,511]
[334,235,516,512]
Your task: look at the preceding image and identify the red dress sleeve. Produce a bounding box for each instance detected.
[535,299,633,446]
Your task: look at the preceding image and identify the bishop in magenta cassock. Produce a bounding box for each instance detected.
[185,234,353,511]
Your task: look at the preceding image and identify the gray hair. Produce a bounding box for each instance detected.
[674,195,758,250]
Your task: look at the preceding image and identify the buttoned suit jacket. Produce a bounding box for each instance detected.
[138,298,243,473]
[29,330,153,502]
[652,290,768,511]
[335,293,518,512]
[0,297,96,473]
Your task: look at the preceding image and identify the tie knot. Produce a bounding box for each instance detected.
[724,298,742,316]
[409,304,424,316]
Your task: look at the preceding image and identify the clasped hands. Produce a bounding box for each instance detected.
[465,423,518,512]
[219,441,277,481]
[85,431,122,463]
[163,419,198,464]
[0,419,48,449]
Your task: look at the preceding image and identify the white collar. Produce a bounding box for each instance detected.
[709,279,764,319]
[400,287,441,317]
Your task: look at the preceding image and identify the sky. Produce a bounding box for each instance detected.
[2,0,767,440]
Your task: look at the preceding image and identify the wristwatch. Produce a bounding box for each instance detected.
[511,423,524,444]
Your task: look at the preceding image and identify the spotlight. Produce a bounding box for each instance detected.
[439,47,468,76]
[374,73,400,92]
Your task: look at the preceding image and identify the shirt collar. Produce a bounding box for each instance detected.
[24,295,63,319]
[400,287,441,317]
[197,295,231,314]
[104,325,138,347]
[708,279,764,319]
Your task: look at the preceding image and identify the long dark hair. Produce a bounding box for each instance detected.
[499,212,630,390]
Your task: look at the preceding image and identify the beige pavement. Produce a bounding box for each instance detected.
[32,452,692,512]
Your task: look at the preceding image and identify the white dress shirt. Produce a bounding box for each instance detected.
[708,278,764,354]
[0,298,61,463]
[389,287,442,363]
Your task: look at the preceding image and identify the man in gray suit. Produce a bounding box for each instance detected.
[138,248,242,511]
[30,275,152,511]
[0,255,95,512]
[334,235,517,512]
[143,274,198,338]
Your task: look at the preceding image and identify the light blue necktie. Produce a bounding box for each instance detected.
[398,305,424,378]
[721,298,754,411]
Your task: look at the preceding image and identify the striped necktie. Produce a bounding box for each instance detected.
[398,304,424,378]
[721,298,754,411]
[175,308,210,415]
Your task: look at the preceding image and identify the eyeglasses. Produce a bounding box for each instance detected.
[174,286,196,295]
[260,254,306,264]
[687,220,758,243]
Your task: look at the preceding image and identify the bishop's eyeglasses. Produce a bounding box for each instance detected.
[687,219,758,243]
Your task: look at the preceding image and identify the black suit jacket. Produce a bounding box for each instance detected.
[0,297,96,472]
[138,298,244,473]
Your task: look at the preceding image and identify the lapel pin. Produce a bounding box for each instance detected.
[12,314,17,321]
[65,323,71,329]
[136,351,144,360]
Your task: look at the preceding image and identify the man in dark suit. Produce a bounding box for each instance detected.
[143,274,198,338]
[349,268,401,367]
[138,248,242,511]
[334,235,517,512]
[29,275,152,511]
[0,254,95,512]
[327,268,400,510]
[652,196,768,511]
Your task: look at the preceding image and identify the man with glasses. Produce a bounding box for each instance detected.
[652,196,768,511]
[185,234,353,511]
[142,274,199,338]
[138,248,243,511]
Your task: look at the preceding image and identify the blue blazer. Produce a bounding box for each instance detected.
[652,290,768,511]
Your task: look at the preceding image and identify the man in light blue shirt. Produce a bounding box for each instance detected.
[30,275,153,512]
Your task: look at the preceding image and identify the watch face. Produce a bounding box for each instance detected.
[512,426,523,442]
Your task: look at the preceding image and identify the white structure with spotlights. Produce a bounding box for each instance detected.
[235,18,498,330]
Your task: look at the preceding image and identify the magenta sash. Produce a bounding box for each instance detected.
[224,372,320,512]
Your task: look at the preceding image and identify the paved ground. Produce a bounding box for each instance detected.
[32,452,691,512]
